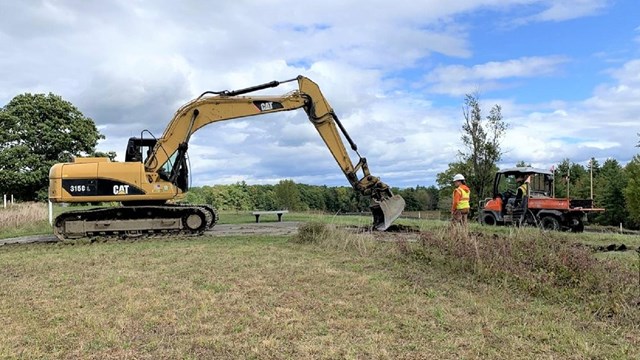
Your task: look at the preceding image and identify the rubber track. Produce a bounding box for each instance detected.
[54,205,215,241]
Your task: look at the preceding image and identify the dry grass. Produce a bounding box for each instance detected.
[0,202,47,228]
[414,225,640,326]
[2,218,639,358]
[0,202,49,237]
[292,222,378,257]
[0,229,639,359]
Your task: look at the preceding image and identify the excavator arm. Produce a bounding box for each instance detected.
[144,75,404,229]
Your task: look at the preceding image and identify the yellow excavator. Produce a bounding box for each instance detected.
[49,75,405,240]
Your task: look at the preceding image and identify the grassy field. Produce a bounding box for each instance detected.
[1,203,639,358]
[0,228,638,359]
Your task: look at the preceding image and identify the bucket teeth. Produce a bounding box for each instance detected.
[371,195,405,231]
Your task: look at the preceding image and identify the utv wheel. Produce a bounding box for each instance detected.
[540,216,560,231]
[482,213,497,226]
[518,211,536,228]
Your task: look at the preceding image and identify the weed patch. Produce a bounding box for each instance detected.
[291,222,380,257]
[0,202,47,228]
[0,202,50,238]
[291,222,330,244]
[415,227,640,325]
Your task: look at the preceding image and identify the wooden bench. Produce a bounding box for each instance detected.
[252,210,289,223]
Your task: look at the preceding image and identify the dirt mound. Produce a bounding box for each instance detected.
[384,224,421,233]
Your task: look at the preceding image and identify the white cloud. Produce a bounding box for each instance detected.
[496,57,640,168]
[526,0,609,22]
[425,56,569,95]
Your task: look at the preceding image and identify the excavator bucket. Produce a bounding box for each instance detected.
[370,195,406,231]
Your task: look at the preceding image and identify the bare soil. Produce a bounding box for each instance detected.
[206,221,301,237]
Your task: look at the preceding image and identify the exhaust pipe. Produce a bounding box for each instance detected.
[371,194,406,231]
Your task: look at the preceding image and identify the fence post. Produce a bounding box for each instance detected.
[10,194,13,205]
[3,194,5,209]
[49,200,53,225]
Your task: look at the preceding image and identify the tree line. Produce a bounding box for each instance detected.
[183,180,440,214]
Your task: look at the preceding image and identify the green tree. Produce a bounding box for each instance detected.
[425,185,440,210]
[332,187,355,213]
[274,179,302,211]
[436,94,506,211]
[554,162,564,193]
[249,184,277,210]
[553,159,569,198]
[593,159,628,226]
[0,93,103,200]
[298,184,324,211]
[226,182,253,212]
[585,158,600,201]
[552,160,597,200]
[92,151,118,161]
[569,162,589,199]
[414,185,439,210]
[399,187,419,211]
[623,155,640,228]
[459,95,506,203]
[184,186,207,204]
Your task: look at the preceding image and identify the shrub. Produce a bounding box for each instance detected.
[292,222,330,244]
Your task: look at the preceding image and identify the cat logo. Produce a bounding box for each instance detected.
[260,102,274,111]
[113,184,130,195]
[254,101,283,112]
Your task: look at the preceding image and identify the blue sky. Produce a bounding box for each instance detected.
[464,1,637,102]
[0,0,639,188]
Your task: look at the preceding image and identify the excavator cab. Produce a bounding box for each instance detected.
[125,137,157,163]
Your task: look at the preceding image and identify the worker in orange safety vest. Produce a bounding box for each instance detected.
[451,173,471,225]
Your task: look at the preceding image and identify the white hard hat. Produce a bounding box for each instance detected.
[453,174,465,182]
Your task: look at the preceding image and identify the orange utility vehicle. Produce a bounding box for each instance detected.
[480,167,604,232]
